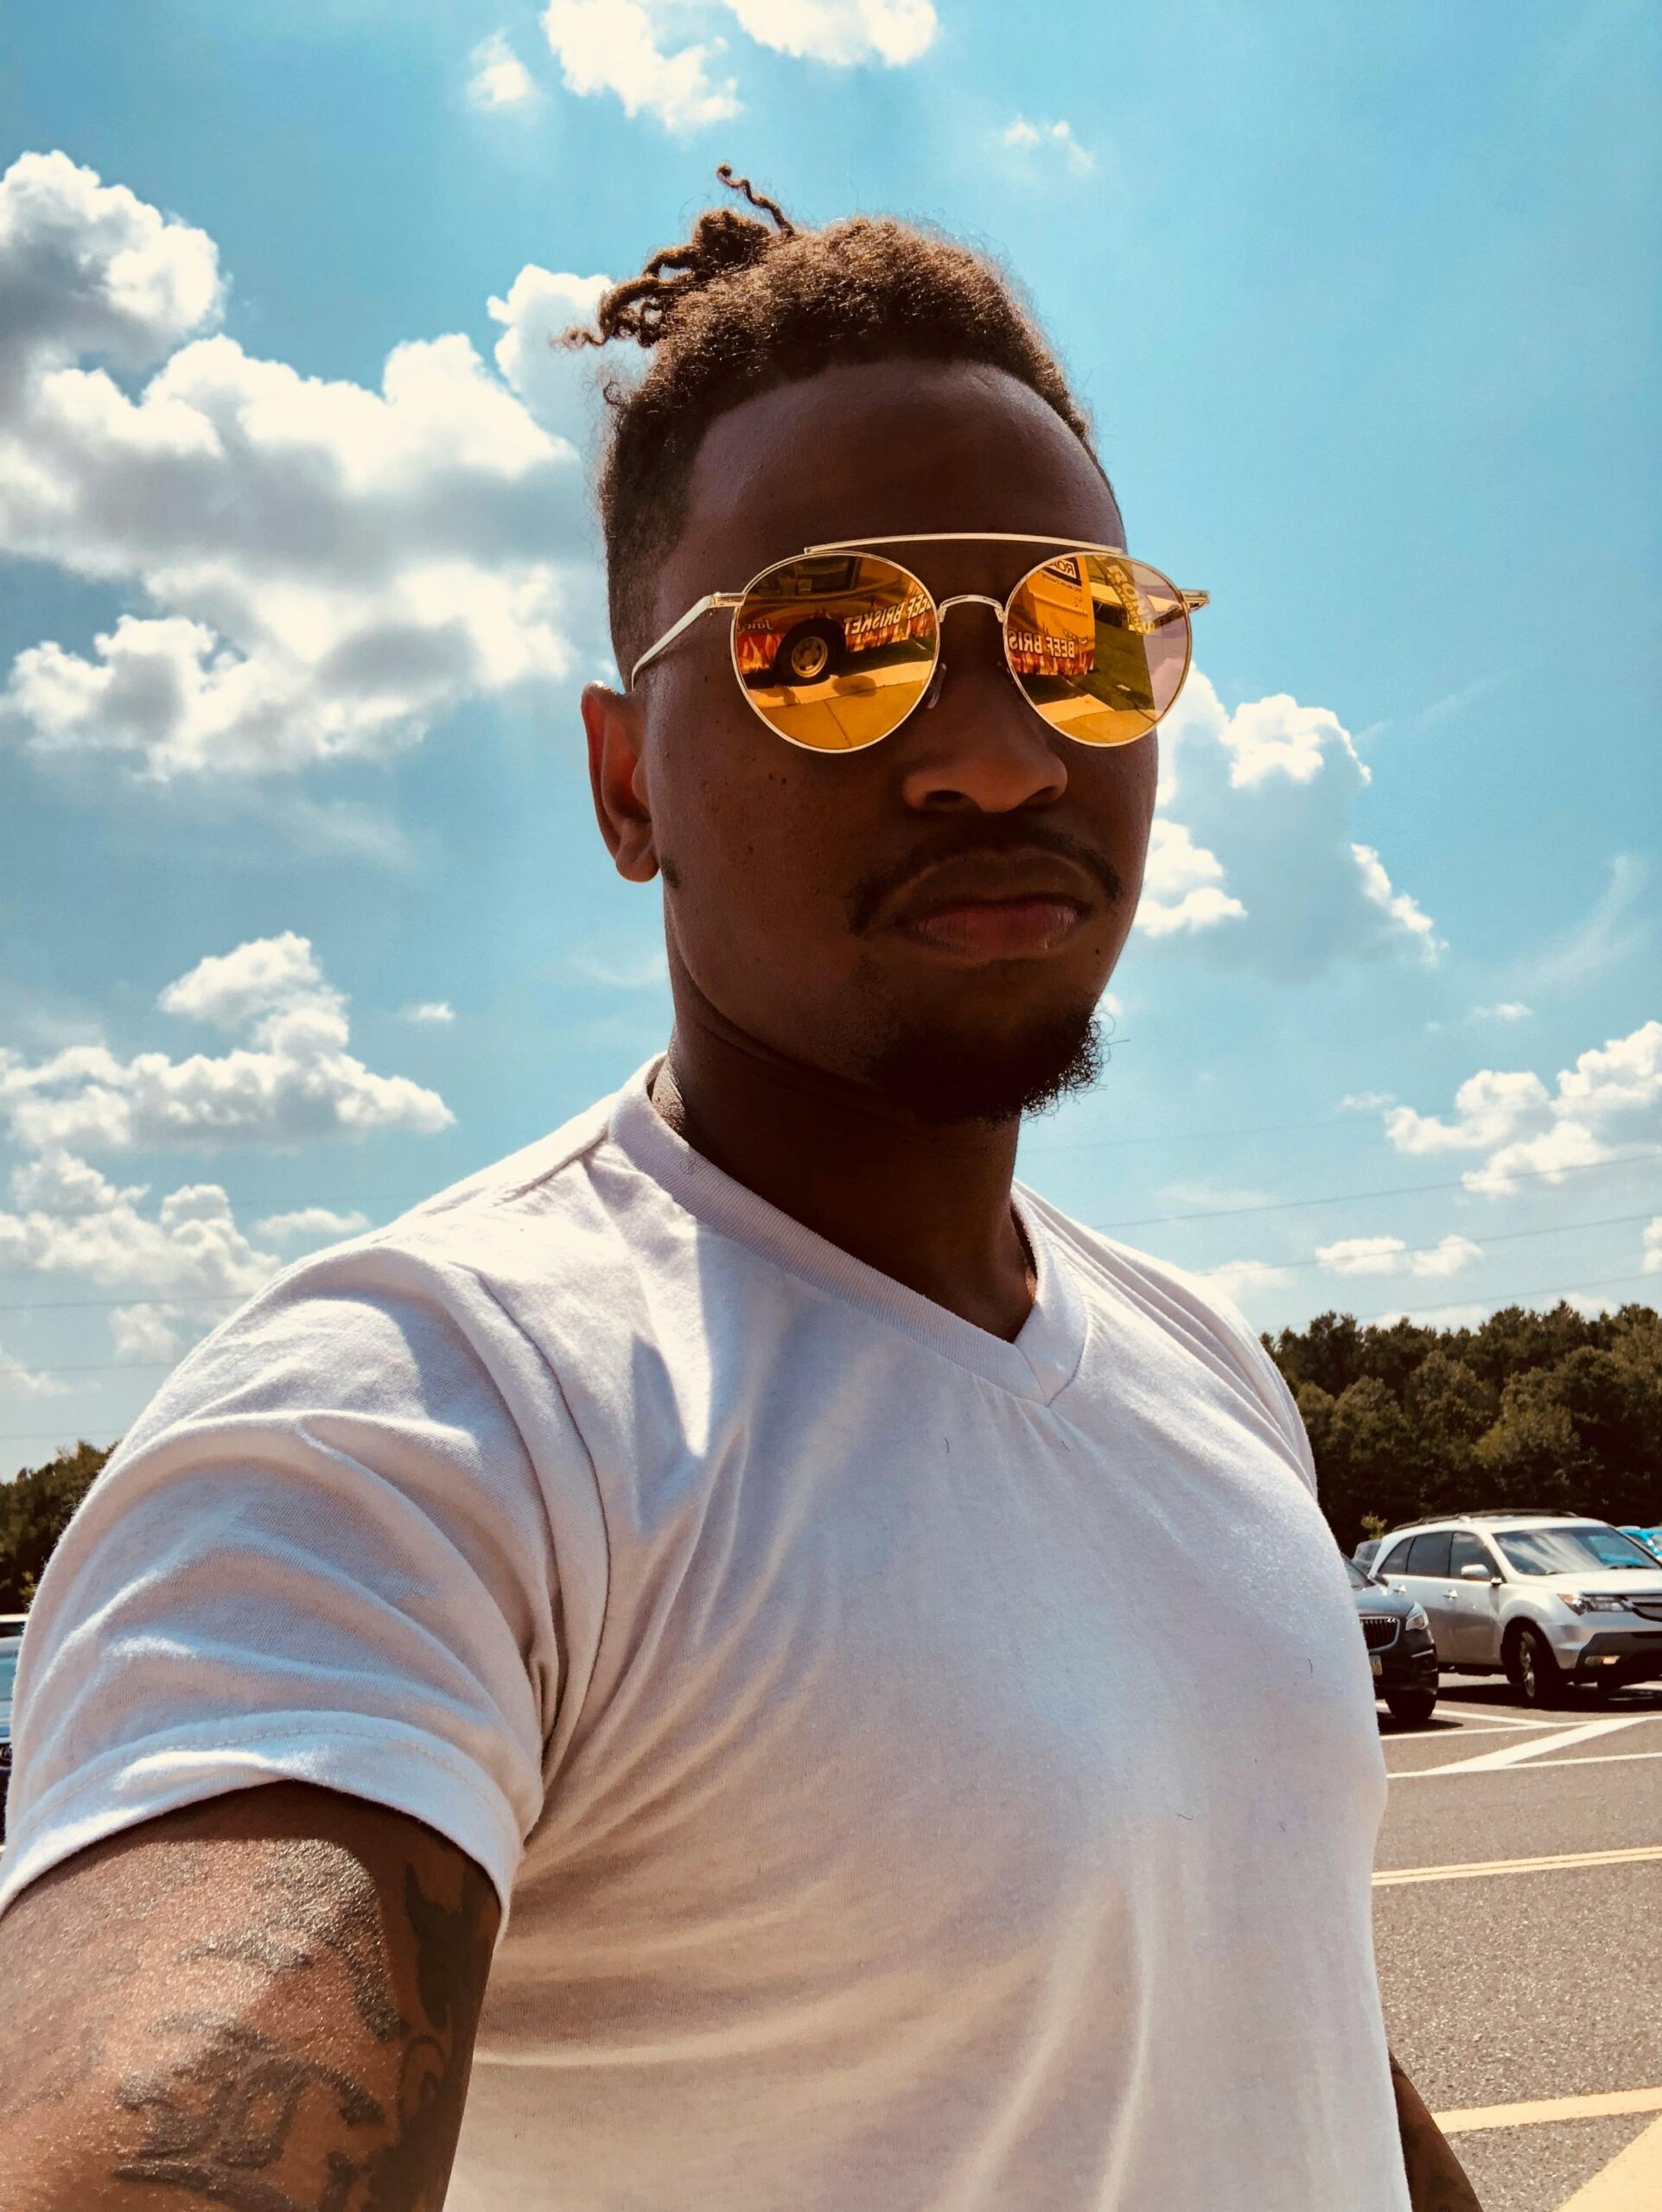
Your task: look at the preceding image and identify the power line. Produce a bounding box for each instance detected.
[1089,1147,1662,1233]
[1350,1269,1659,1324]
[1024,1109,1361,1154]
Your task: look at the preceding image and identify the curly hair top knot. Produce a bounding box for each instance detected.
[560,166,1100,676]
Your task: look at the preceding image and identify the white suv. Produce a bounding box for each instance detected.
[1372,1513,1662,1707]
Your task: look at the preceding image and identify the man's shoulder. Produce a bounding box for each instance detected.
[390,1093,618,1245]
[1022,1186,1249,1343]
[188,1091,634,1361]
[1022,1186,1313,1478]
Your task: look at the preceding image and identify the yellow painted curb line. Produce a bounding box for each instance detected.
[1374,1843,1662,1887]
[1432,2087,1662,2135]
[1557,2111,1662,2209]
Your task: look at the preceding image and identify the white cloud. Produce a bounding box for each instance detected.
[158,931,334,1033]
[1340,1090,1395,1112]
[1643,1217,1662,1274]
[0,1341,66,1397]
[1002,118,1095,175]
[1352,843,1440,960]
[0,933,452,1154]
[0,1151,278,1298]
[1379,1301,1490,1331]
[1191,1258,1295,1304]
[1381,1018,1661,1196]
[400,1001,455,1025]
[0,147,222,394]
[726,0,937,64]
[1533,855,1651,991]
[541,2,739,130]
[559,942,670,989]
[253,1205,372,1248]
[0,151,593,782]
[468,31,539,109]
[1556,1020,1662,1122]
[1472,1001,1532,1023]
[1136,817,1245,938]
[1145,673,1441,982]
[1315,1233,1481,1280]
[1385,1069,1551,1157]
[487,264,611,436]
[110,1301,187,1363]
[540,0,933,129]
[1463,1119,1609,1198]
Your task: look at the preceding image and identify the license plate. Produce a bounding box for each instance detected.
[1371,1655,1383,1677]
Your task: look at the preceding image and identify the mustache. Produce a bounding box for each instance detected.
[845,821,1125,934]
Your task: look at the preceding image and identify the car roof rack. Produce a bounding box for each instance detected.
[1379,1510,1593,1536]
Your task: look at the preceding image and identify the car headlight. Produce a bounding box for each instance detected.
[1557,1592,1627,1614]
[1405,1604,1430,1630]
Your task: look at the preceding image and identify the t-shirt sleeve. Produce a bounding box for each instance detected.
[1183,1281,1319,1498]
[0,1236,607,1929]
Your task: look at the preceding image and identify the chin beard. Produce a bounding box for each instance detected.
[862,1005,1105,1127]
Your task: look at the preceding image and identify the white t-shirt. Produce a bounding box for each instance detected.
[1,1062,1408,2211]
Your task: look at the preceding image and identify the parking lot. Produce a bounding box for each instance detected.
[1375,1679,1662,2209]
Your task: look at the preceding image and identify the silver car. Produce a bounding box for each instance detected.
[1372,1512,1662,1707]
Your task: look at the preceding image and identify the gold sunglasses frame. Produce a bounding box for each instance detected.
[629,532,1209,753]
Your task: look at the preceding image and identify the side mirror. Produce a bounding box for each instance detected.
[1458,1561,1492,1582]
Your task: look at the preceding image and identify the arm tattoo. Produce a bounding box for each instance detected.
[108,1854,493,2212]
[183,1853,410,2045]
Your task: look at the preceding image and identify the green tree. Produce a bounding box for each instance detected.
[1264,1301,1661,1546]
[0,1441,112,1611]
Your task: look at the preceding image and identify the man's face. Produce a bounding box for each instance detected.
[589,359,1156,1124]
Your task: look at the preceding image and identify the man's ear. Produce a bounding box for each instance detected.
[582,682,659,884]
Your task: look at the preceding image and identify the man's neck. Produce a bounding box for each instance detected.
[651,1017,1036,1344]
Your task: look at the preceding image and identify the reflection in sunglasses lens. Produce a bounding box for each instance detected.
[1005,554,1191,747]
[733,554,938,752]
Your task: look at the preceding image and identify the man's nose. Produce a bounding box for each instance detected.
[897,603,1068,814]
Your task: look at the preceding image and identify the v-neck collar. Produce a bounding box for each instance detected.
[606,1060,1087,1407]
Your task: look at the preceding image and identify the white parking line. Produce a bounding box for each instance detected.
[1387,1721,1553,1742]
[1423,1713,1654,1775]
[1430,1706,1560,1729]
[1390,1745,1662,1781]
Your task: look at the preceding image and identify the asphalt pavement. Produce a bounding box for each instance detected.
[1374,1675,1662,2211]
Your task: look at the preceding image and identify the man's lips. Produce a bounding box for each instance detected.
[897,895,1086,958]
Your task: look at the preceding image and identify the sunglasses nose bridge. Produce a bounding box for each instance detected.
[933,590,1008,625]
[921,591,1019,712]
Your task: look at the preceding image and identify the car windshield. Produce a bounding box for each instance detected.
[0,1647,18,1700]
[1344,1560,1375,1589]
[1493,1526,1659,1576]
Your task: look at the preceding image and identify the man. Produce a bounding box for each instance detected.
[0,174,1479,2209]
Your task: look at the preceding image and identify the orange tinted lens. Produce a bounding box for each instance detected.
[731,554,937,752]
[1004,554,1191,746]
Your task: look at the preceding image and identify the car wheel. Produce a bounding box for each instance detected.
[1385,1688,1438,1726]
[1508,1624,1564,1708]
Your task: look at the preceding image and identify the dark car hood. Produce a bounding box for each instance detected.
[1351,1580,1418,1618]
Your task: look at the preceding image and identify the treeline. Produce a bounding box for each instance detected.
[0,1440,110,1611]
[1266,1301,1662,1551]
[3,1301,1660,1605]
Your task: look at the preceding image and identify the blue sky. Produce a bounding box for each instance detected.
[2,0,1659,1468]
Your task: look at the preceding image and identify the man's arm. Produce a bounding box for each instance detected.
[0,1781,498,2212]
[1391,2050,1484,2210]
